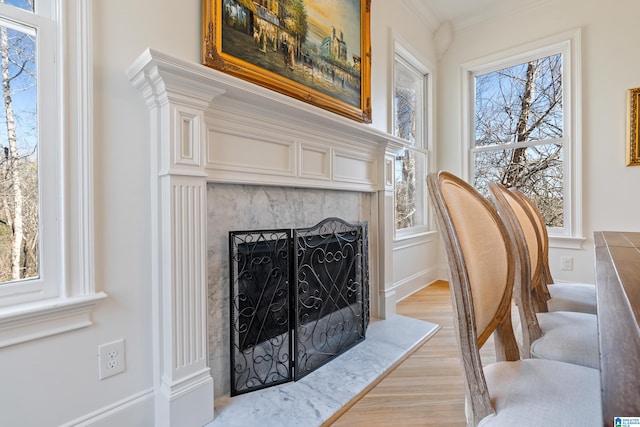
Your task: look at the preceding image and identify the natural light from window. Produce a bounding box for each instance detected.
[472,53,565,228]
[0,0,39,284]
[394,54,427,233]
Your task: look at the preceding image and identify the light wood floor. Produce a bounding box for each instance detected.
[329,281,496,426]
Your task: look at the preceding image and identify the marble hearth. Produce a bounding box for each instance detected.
[207,315,438,427]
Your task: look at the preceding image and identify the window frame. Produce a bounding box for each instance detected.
[0,2,58,305]
[391,37,433,241]
[461,28,584,248]
[0,0,105,348]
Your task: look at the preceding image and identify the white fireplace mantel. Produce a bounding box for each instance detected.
[127,48,403,426]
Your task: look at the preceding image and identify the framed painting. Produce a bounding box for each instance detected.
[627,87,640,166]
[202,0,371,123]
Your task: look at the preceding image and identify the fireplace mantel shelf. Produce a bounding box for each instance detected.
[127,48,405,150]
[128,48,405,193]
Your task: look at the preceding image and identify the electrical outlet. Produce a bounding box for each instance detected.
[560,256,573,271]
[98,339,126,380]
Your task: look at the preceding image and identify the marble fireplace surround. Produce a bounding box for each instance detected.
[127,48,428,426]
[208,184,372,399]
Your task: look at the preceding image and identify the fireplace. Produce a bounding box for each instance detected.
[207,184,373,398]
[229,218,369,395]
[128,49,402,425]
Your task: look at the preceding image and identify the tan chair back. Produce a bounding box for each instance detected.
[488,182,544,355]
[427,171,520,425]
[511,188,554,290]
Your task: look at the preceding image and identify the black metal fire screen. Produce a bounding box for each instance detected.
[229,218,369,396]
[294,219,368,380]
[229,228,293,395]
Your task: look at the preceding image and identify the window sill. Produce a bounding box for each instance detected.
[394,229,437,250]
[548,235,586,250]
[0,292,107,348]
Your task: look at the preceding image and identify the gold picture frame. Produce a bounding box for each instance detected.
[627,87,640,166]
[202,0,371,123]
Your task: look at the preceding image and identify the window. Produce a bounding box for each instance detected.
[0,0,53,305]
[0,0,104,347]
[465,29,582,243]
[393,46,430,238]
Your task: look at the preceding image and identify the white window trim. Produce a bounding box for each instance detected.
[0,2,57,306]
[461,28,584,248]
[393,148,430,241]
[390,31,434,242]
[0,0,105,348]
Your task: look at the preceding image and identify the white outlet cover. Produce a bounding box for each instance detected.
[560,256,573,271]
[98,339,126,380]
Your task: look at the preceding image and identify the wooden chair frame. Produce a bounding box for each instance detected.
[427,172,520,425]
[510,187,596,315]
[428,172,601,427]
[488,182,545,357]
[509,188,554,310]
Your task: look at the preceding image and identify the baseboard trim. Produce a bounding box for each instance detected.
[392,268,440,302]
[61,388,155,427]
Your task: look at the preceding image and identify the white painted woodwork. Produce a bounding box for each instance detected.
[378,143,403,319]
[127,48,404,424]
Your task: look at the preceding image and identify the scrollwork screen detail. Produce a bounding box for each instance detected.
[229,218,368,395]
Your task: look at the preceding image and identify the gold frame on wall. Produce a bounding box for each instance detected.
[202,0,371,123]
[627,87,640,166]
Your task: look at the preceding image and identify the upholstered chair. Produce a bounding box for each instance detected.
[510,187,597,314]
[488,182,599,369]
[428,171,601,427]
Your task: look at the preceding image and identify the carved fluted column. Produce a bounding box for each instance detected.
[378,140,403,319]
[128,49,224,427]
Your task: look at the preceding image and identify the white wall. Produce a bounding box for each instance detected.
[0,1,439,426]
[6,0,638,425]
[437,0,640,284]
[370,2,442,307]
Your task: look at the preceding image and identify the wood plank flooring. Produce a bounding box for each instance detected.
[328,281,496,426]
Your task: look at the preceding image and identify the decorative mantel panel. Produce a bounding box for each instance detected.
[127,48,403,426]
[203,86,381,191]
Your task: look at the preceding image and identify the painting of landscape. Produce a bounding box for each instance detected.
[203,0,371,122]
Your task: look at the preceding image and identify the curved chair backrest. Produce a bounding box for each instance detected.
[506,188,553,311]
[511,188,554,288]
[488,184,542,289]
[488,182,544,355]
[427,171,520,426]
